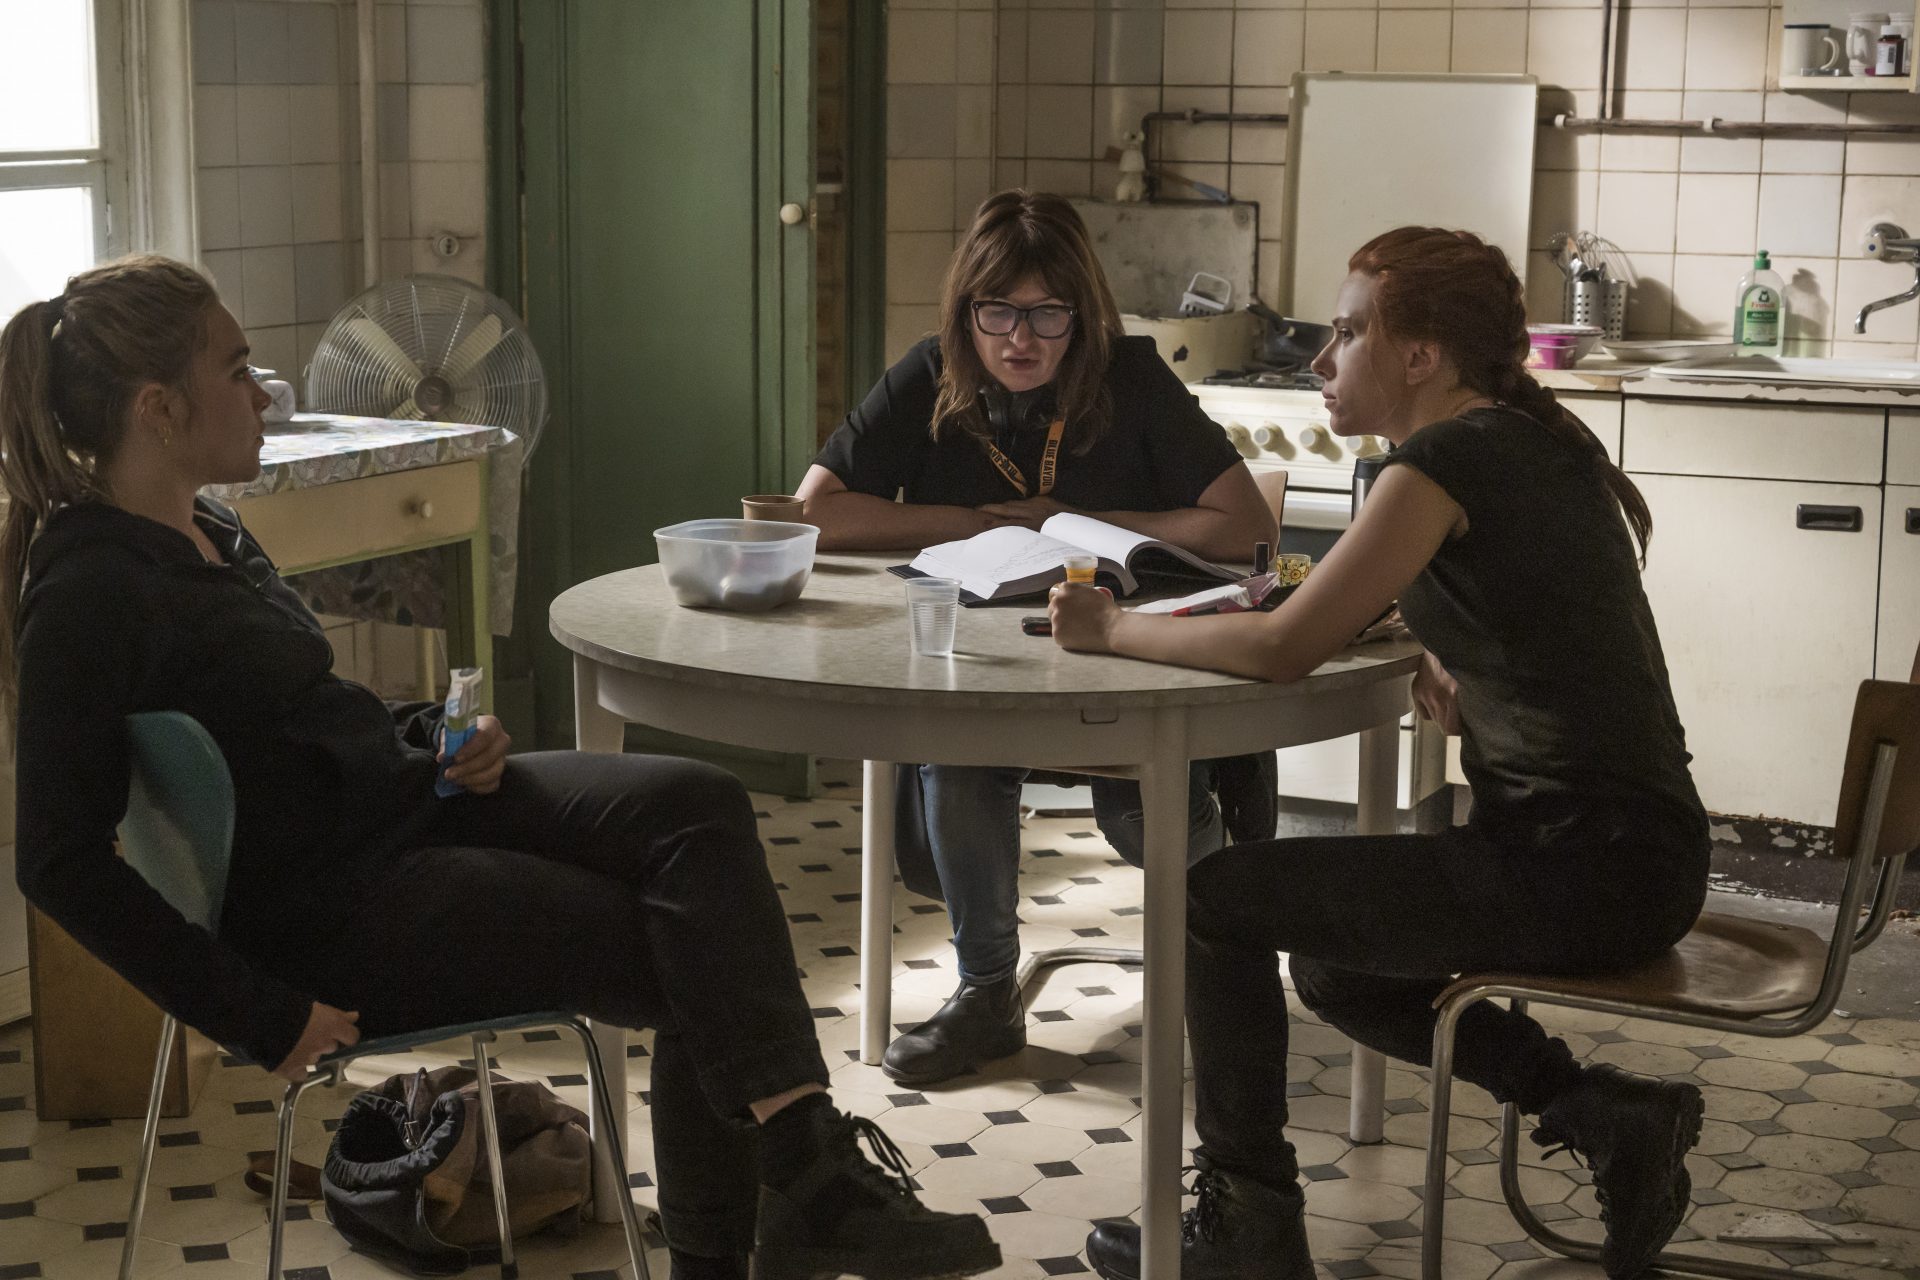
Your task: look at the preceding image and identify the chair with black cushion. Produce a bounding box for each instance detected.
[1419,657,1920,1280]
[112,711,652,1280]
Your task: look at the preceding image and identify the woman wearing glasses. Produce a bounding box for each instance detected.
[795,189,1274,1086]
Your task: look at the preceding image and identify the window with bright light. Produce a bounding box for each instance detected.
[0,0,125,323]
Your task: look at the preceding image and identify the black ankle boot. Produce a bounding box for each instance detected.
[753,1102,1001,1280]
[1533,1062,1704,1280]
[1083,1160,1314,1280]
[880,975,1025,1086]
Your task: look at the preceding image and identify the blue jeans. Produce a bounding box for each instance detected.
[918,762,1226,983]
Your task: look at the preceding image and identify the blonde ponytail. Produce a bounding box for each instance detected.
[0,255,218,720]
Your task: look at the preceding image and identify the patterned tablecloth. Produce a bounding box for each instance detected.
[205,413,526,636]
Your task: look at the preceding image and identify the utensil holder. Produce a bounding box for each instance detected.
[1565,279,1626,340]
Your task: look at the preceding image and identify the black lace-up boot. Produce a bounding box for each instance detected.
[1532,1062,1705,1279]
[1083,1159,1314,1280]
[880,975,1025,1086]
[752,1099,1001,1280]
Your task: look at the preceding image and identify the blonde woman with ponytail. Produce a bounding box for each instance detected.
[1050,229,1711,1280]
[2,259,997,1280]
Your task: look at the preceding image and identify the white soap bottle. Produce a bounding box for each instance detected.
[1732,250,1787,357]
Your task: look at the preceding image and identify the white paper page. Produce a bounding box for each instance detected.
[910,526,1084,598]
[1039,511,1156,564]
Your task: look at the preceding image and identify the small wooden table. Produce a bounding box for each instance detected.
[550,554,1420,1280]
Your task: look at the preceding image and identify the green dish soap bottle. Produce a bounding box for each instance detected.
[1733,250,1786,357]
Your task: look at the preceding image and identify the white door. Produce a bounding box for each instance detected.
[1634,472,1881,826]
[1880,486,1920,681]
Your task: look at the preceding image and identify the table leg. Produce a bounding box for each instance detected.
[860,761,897,1066]
[1138,710,1191,1280]
[574,654,627,1221]
[1348,720,1400,1146]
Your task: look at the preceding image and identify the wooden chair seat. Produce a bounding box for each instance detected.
[1435,910,1829,1021]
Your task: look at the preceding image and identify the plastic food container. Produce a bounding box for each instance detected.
[1526,323,1603,367]
[654,519,818,612]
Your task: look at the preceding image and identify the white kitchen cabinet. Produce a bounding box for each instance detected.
[1563,391,1622,464]
[1881,486,1920,681]
[1631,470,1881,827]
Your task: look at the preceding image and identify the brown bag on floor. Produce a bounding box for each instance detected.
[320,1064,592,1273]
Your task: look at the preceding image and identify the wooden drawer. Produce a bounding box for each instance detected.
[1622,399,1884,484]
[1562,391,1622,464]
[232,461,483,573]
[1892,410,1920,485]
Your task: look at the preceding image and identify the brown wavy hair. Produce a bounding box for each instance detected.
[0,255,219,720]
[931,190,1126,453]
[1348,227,1652,559]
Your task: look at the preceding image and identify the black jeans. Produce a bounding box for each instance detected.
[1183,807,1709,1187]
[293,751,828,1258]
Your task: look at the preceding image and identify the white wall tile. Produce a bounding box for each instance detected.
[1164,9,1236,84]
[200,249,244,320]
[956,85,994,157]
[1756,172,1841,256]
[1677,91,1764,171]
[1451,9,1528,74]
[232,2,290,85]
[1030,11,1097,84]
[1158,86,1231,161]
[291,164,345,244]
[887,232,955,306]
[235,85,291,165]
[953,158,993,229]
[1674,172,1758,253]
[1027,85,1095,158]
[409,161,484,236]
[409,85,485,162]
[886,305,941,365]
[1027,158,1095,197]
[406,4,483,84]
[957,11,996,84]
[246,325,299,383]
[1597,170,1679,251]
[1684,8,1770,90]
[1620,251,1675,334]
[890,85,957,158]
[376,4,408,83]
[1769,253,1838,344]
[1669,252,1745,333]
[1617,8,1690,91]
[998,10,1028,85]
[1599,92,1682,171]
[194,86,239,168]
[380,159,412,238]
[891,10,958,85]
[240,245,297,328]
[196,167,242,251]
[236,165,294,247]
[1838,174,1920,257]
[288,85,343,166]
[1228,162,1289,220]
[1094,85,1165,158]
[1233,10,1307,85]
[1530,168,1600,249]
[1303,10,1379,71]
[1097,9,1164,85]
[1528,10,1606,89]
[1377,10,1451,72]
[1229,85,1290,163]
[887,159,958,232]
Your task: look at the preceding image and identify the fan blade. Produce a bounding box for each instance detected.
[446,394,490,425]
[340,318,425,386]
[440,315,505,384]
[388,399,423,422]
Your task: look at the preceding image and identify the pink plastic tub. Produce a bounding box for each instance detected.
[1525,331,1580,370]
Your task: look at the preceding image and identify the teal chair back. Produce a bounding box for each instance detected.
[118,712,236,936]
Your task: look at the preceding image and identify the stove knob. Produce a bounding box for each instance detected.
[1299,425,1330,451]
[1223,422,1258,458]
[1346,434,1383,456]
[1250,424,1294,457]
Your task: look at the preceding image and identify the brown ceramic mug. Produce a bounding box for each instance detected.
[742,494,805,521]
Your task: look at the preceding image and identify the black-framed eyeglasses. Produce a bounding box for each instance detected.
[970,299,1076,340]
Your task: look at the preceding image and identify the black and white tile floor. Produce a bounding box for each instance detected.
[2,777,1917,1280]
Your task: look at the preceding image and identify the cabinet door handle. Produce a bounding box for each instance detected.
[1907,507,1919,534]
[1796,504,1862,532]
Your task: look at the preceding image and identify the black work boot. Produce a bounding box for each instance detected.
[1083,1159,1314,1280]
[881,975,1025,1086]
[753,1100,1001,1280]
[1533,1062,1705,1280]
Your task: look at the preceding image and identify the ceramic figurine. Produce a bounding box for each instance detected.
[1114,131,1148,203]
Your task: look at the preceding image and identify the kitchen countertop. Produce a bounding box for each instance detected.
[1535,359,1646,394]
[1536,358,1920,407]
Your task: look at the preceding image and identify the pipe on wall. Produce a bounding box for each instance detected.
[357,0,380,289]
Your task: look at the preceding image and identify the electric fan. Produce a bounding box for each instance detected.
[304,274,549,458]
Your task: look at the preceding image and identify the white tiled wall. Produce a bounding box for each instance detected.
[190,0,489,387]
[886,0,1920,361]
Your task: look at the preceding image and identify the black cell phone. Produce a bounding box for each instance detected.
[1021,616,1052,636]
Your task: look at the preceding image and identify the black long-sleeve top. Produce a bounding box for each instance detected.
[14,499,445,1068]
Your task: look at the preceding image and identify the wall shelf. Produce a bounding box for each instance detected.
[1781,73,1914,90]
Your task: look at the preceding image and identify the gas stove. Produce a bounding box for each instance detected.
[1186,378,1385,530]
[1198,366,1325,392]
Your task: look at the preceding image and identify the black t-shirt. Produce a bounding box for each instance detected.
[813,335,1242,512]
[1385,407,1708,851]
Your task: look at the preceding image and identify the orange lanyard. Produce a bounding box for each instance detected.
[979,417,1065,498]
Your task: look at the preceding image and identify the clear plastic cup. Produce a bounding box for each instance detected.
[1062,552,1098,585]
[905,577,961,657]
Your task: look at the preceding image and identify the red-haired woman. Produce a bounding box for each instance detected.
[1049,228,1710,1280]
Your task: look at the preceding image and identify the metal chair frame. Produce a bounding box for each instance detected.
[110,712,651,1280]
[1419,680,1918,1280]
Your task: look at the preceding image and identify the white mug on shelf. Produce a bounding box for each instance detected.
[1782,22,1844,76]
[1848,11,1891,74]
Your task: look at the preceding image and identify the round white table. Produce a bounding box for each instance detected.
[549,553,1422,1279]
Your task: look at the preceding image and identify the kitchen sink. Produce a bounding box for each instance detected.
[1649,354,1920,388]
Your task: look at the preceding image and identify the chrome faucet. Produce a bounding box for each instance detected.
[1855,222,1920,333]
